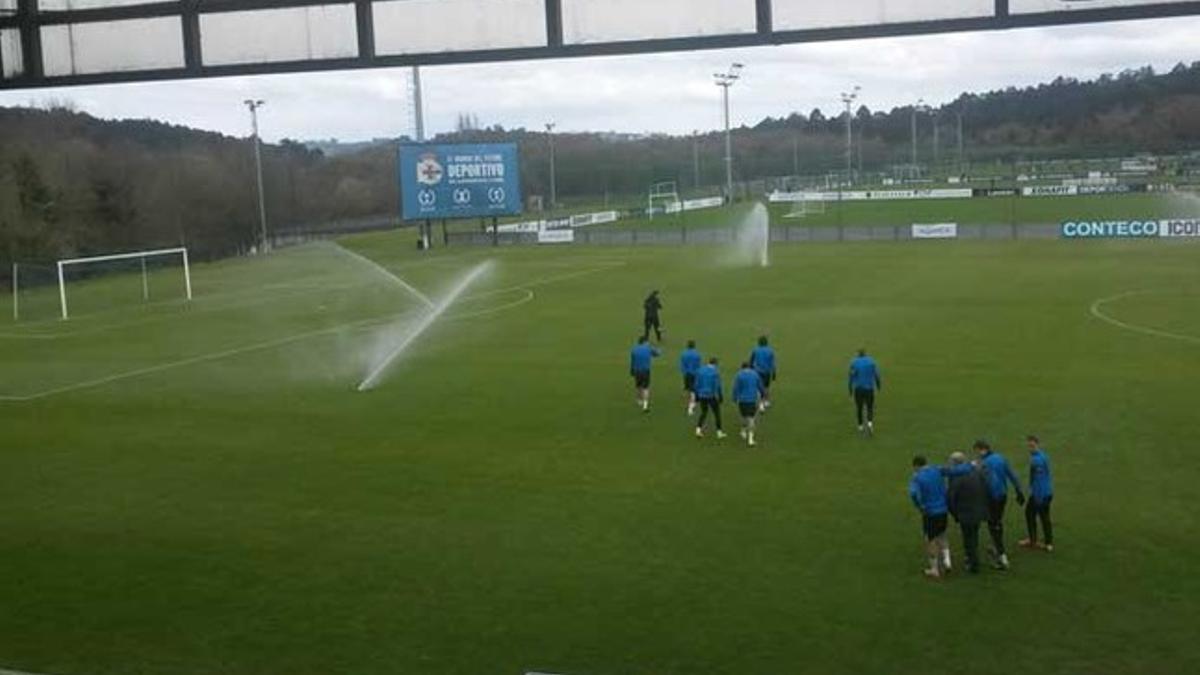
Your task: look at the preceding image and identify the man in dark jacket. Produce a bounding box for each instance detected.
[642,290,663,342]
[947,451,990,574]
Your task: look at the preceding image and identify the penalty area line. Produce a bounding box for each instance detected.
[1089,290,1200,346]
[0,262,622,402]
[0,309,420,402]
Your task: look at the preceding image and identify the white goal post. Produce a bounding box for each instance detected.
[783,197,827,219]
[56,247,192,320]
[648,181,681,221]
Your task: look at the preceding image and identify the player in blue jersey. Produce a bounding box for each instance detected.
[910,455,952,578]
[974,439,1025,570]
[848,348,882,435]
[733,362,766,447]
[748,336,777,411]
[1019,435,1055,552]
[629,336,660,413]
[693,358,727,439]
[679,340,702,416]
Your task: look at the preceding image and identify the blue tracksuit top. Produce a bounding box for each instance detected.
[733,368,764,404]
[750,346,776,376]
[1029,449,1054,501]
[980,451,1024,501]
[848,355,881,391]
[694,364,723,400]
[679,348,702,376]
[909,465,949,516]
[630,343,658,373]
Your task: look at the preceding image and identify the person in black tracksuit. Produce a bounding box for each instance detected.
[947,452,991,574]
[642,290,663,342]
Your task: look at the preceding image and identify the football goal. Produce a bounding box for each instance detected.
[54,247,192,320]
[647,181,681,220]
[783,197,827,219]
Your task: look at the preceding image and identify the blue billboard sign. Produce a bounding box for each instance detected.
[399,143,522,221]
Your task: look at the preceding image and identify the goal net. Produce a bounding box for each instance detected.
[55,247,192,320]
[7,262,61,323]
[783,198,827,219]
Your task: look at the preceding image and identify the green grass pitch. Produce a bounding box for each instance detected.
[2,231,1199,674]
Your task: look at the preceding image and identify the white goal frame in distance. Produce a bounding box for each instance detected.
[57,247,192,320]
[784,198,827,219]
[648,181,680,221]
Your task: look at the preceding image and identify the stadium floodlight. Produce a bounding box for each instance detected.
[713,63,743,203]
[841,85,861,184]
[243,99,269,252]
[56,247,192,320]
[545,122,557,210]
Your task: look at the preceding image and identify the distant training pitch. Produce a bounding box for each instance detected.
[1,232,1198,675]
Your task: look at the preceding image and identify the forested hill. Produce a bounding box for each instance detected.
[2,62,1199,264]
[755,62,1200,153]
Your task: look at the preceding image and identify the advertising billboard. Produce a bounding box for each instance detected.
[399,143,522,221]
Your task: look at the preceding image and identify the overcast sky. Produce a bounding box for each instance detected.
[1,16,1198,143]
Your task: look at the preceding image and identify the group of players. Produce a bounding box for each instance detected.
[629,290,883,447]
[909,438,1056,578]
[633,290,1055,580]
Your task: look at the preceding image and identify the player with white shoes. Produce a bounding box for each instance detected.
[733,362,766,447]
[848,348,882,435]
[693,358,727,439]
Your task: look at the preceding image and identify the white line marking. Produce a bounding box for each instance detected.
[0,282,366,340]
[1,667,57,675]
[446,288,535,320]
[0,262,623,401]
[329,243,435,308]
[0,310,416,402]
[1089,290,1200,345]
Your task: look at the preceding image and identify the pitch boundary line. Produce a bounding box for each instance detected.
[1089,290,1200,346]
[0,282,368,340]
[0,263,622,402]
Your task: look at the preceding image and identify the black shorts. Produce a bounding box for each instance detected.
[987,496,1007,523]
[756,371,773,389]
[923,514,948,540]
[683,373,696,392]
[738,402,758,418]
[633,371,650,388]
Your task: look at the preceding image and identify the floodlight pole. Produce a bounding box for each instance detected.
[792,132,799,177]
[411,66,425,142]
[545,122,557,210]
[692,130,701,189]
[911,98,925,175]
[713,63,742,203]
[957,110,965,171]
[932,109,941,168]
[841,85,860,184]
[244,99,269,252]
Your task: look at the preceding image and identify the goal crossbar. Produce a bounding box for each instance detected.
[56,246,192,320]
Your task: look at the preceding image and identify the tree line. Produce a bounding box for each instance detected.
[2,62,1199,266]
